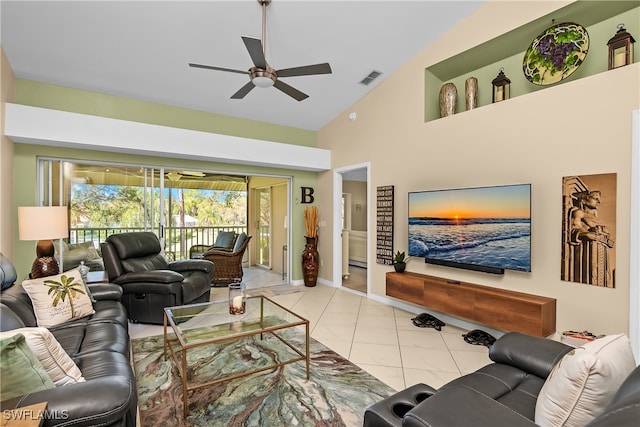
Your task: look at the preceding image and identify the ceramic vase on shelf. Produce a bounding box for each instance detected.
[302,236,319,287]
[465,77,478,110]
[439,82,457,117]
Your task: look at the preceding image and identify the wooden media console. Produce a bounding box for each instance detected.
[386,271,556,337]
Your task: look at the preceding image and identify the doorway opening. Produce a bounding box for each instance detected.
[334,164,369,294]
[251,178,289,281]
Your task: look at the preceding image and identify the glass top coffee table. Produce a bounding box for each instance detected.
[163,296,310,418]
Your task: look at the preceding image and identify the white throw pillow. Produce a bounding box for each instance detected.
[535,333,636,427]
[0,327,85,386]
[22,268,95,328]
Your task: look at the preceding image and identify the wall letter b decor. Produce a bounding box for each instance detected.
[301,187,315,204]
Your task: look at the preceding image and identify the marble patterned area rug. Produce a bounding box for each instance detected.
[132,330,395,427]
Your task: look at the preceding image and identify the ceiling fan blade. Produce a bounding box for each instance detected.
[189,63,248,75]
[242,36,267,69]
[231,81,256,99]
[276,63,332,78]
[273,80,308,101]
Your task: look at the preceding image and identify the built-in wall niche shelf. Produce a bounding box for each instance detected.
[425,1,639,122]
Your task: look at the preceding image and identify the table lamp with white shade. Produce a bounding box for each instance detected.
[18,206,69,279]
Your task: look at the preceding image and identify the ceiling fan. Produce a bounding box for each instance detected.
[189,0,332,101]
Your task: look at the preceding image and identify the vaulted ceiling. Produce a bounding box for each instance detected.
[1,1,482,131]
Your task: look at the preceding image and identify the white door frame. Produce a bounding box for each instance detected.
[630,109,639,362]
[333,162,370,290]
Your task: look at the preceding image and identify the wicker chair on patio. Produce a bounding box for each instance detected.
[189,231,238,259]
[202,233,252,286]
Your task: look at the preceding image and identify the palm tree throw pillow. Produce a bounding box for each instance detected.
[22,268,95,328]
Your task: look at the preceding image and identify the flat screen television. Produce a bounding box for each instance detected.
[408,184,531,274]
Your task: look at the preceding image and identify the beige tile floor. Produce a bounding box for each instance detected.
[129,268,492,392]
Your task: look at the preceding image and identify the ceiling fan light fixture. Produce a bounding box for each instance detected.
[253,76,275,88]
[250,67,276,88]
[189,0,330,100]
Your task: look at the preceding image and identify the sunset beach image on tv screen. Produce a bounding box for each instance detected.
[408,184,531,272]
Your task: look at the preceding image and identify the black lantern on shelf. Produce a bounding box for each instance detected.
[491,68,511,103]
[607,24,635,70]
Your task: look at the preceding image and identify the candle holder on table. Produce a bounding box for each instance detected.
[228,281,246,315]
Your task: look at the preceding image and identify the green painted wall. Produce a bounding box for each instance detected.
[15,79,317,146]
[12,81,320,282]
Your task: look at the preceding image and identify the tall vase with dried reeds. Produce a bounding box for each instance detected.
[302,206,319,287]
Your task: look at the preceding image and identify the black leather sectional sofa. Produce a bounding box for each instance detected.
[365,332,640,427]
[0,255,137,427]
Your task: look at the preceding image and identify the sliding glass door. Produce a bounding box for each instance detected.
[38,159,248,270]
[256,186,271,267]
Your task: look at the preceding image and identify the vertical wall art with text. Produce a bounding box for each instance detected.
[562,173,617,288]
[376,185,394,265]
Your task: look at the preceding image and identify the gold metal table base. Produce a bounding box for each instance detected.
[163,296,310,418]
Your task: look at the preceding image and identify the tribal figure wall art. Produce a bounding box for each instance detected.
[561,173,616,288]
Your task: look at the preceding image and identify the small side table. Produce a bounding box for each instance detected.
[86,271,108,284]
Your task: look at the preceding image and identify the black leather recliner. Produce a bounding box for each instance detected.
[101,232,213,324]
[364,332,640,427]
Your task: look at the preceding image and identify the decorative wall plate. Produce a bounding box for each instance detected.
[523,22,589,86]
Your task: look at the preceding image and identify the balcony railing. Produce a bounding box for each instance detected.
[70,225,247,260]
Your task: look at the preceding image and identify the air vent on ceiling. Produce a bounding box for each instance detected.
[359,70,382,86]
